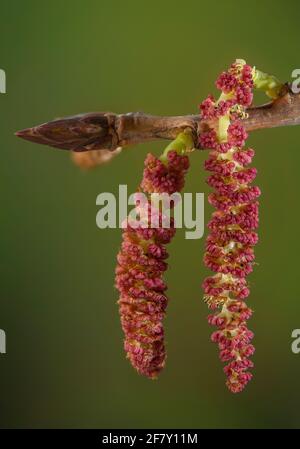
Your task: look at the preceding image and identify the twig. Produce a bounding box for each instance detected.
[15,84,298,152]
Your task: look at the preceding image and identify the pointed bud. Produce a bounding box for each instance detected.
[15,112,118,152]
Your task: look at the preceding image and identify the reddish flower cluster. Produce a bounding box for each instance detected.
[115,150,189,378]
[141,151,189,194]
[200,60,260,393]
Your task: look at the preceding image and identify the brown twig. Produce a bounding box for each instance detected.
[15,83,298,153]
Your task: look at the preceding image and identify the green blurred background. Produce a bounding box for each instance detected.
[1,0,300,429]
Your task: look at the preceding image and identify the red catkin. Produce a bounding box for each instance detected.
[199,60,259,393]
[115,150,189,378]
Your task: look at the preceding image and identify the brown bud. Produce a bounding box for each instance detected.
[15,112,119,152]
[71,147,122,169]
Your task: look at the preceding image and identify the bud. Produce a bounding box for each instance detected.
[15,112,117,152]
[72,147,122,169]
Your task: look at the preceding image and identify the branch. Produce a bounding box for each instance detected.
[15,84,299,153]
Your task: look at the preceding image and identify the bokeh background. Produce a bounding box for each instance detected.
[1,0,300,429]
